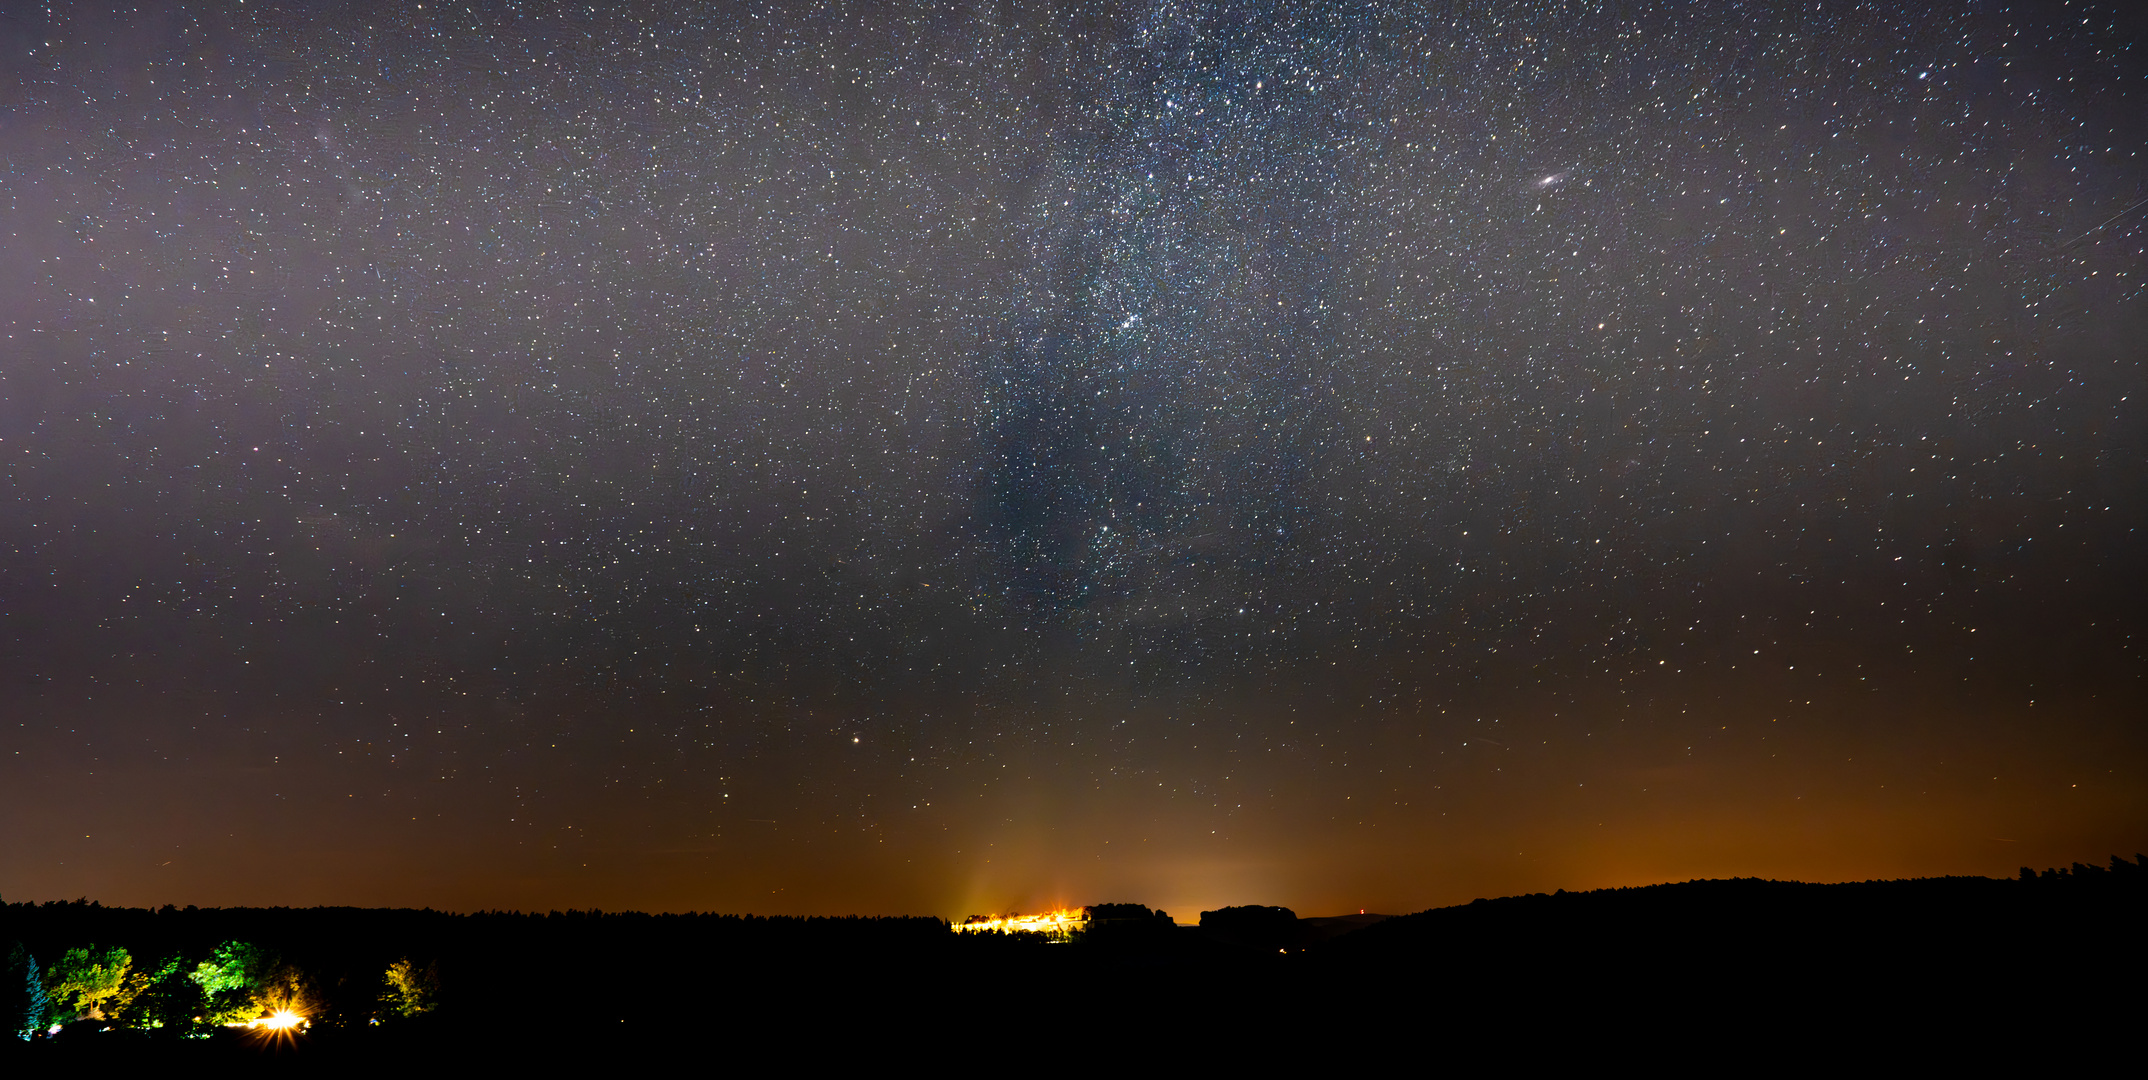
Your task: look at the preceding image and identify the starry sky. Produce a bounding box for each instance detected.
[2,1,2143,920]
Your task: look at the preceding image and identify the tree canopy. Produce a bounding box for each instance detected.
[381,958,438,1019]
[190,940,277,1025]
[5,943,48,1040]
[43,944,132,1022]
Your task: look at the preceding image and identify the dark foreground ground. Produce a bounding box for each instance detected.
[4,862,2141,1067]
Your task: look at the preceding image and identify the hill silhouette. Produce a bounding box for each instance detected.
[2,857,2139,1063]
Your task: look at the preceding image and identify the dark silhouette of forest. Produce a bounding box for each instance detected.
[3,857,2140,1063]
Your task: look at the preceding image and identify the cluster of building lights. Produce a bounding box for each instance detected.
[952,908,1089,941]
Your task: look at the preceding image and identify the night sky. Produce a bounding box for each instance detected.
[3,1,2143,920]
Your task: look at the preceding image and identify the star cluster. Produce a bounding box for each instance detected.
[1,1,2142,915]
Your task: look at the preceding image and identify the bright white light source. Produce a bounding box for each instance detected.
[238,1010,306,1032]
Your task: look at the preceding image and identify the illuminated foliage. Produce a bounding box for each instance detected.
[380,958,438,1019]
[43,945,132,1023]
[5,944,47,1040]
[190,941,275,1026]
[190,941,269,996]
[119,957,199,1031]
[251,962,318,1025]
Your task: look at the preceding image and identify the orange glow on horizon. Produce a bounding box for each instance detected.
[952,907,1088,939]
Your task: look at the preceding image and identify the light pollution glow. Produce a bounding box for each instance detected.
[953,908,1090,939]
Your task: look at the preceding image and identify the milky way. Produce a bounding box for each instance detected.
[2,2,2142,917]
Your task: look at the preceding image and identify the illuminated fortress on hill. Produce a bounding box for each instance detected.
[952,904,1179,941]
[952,908,1089,940]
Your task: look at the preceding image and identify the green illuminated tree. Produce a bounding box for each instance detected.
[118,957,197,1030]
[190,941,274,1026]
[380,957,438,1019]
[44,944,132,1023]
[184,942,317,1026]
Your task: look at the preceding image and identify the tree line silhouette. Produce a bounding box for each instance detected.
[2017,854,2147,883]
[3,857,2139,1060]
